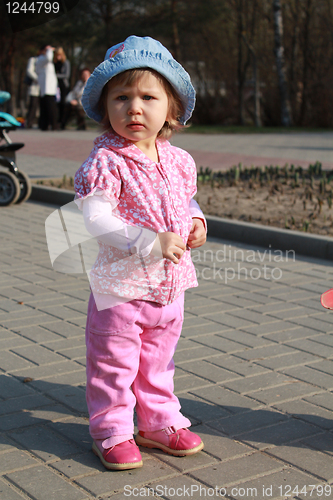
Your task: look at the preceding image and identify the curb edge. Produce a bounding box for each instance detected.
[30,185,333,261]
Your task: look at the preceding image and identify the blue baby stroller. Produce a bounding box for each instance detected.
[0,91,31,206]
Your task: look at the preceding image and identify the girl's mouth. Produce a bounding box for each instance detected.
[127,123,145,130]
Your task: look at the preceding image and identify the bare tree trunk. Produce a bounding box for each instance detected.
[236,0,246,125]
[0,33,16,114]
[242,34,261,127]
[171,0,181,61]
[299,0,313,125]
[272,0,293,126]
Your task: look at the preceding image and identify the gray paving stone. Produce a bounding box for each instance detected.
[263,326,322,343]
[179,394,231,422]
[49,417,92,451]
[209,408,288,437]
[41,337,85,352]
[202,312,257,329]
[217,329,272,348]
[0,300,34,313]
[181,322,233,338]
[224,372,293,395]
[182,316,225,329]
[41,321,85,338]
[288,316,333,333]
[191,334,247,354]
[0,312,57,329]
[36,305,85,321]
[286,339,333,358]
[194,424,252,460]
[13,326,63,343]
[0,328,14,340]
[0,374,36,399]
[281,365,333,390]
[47,345,86,361]
[235,344,295,361]
[11,360,84,380]
[174,372,210,394]
[243,320,299,336]
[228,308,279,325]
[301,432,333,456]
[246,380,319,405]
[179,359,241,384]
[237,419,319,449]
[273,400,333,431]
[0,287,34,301]
[148,476,213,500]
[9,425,81,462]
[50,452,105,478]
[11,345,65,366]
[228,468,323,500]
[267,307,318,320]
[189,452,283,489]
[311,333,333,348]
[191,385,261,413]
[255,351,320,370]
[6,466,89,500]
[145,445,218,473]
[30,370,86,390]
[304,392,333,411]
[173,345,220,363]
[0,335,32,350]
[210,355,269,377]
[46,385,88,414]
[0,449,40,474]
[0,394,52,416]
[250,301,309,315]
[269,445,333,482]
[0,404,73,431]
[0,480,30,500]
[75,459,178,496]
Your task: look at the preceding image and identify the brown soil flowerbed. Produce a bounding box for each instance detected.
[35,162,333,237]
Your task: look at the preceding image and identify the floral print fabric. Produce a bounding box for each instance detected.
[74,131,199,305]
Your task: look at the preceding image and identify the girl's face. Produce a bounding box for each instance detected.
[106,72,169,154]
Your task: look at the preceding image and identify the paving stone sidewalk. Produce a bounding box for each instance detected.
[1,200,333,500]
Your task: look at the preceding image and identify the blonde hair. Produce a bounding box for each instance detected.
[54,47,67,63]
[98,68,185,139]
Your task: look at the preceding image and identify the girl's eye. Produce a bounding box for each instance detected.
[117,95,128,101]
[143,95,153,100]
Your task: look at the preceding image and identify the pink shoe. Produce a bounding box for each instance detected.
[135,427,204,456]
[92,439,143,470]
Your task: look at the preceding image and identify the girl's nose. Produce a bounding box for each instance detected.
[128,98,142,115]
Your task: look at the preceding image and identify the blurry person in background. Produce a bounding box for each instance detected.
[36,44,58,131]
[54,47,71,125]
[25,51,40,128]
[61,68,91,130]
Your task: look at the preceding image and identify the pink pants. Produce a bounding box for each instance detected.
[85,292,191,440]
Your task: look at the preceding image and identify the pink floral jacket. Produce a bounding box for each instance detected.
[74,132,202,305]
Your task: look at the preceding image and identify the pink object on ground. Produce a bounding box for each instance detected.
[136,427,204,456]
[92,439,142,470]
[321,289,333,309]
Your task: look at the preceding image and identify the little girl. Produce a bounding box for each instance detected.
[74,36,207,471]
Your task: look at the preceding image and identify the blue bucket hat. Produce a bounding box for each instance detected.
[81,35,196,125]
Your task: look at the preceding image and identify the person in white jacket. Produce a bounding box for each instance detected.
[25,53,40,128]
[36,45,58,130]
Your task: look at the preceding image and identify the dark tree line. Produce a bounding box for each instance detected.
[1,0,333,127]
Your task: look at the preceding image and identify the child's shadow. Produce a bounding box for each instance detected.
[1,374,332,471]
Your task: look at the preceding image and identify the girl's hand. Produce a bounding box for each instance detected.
[187,218,206,248]
[157,232,186,264]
